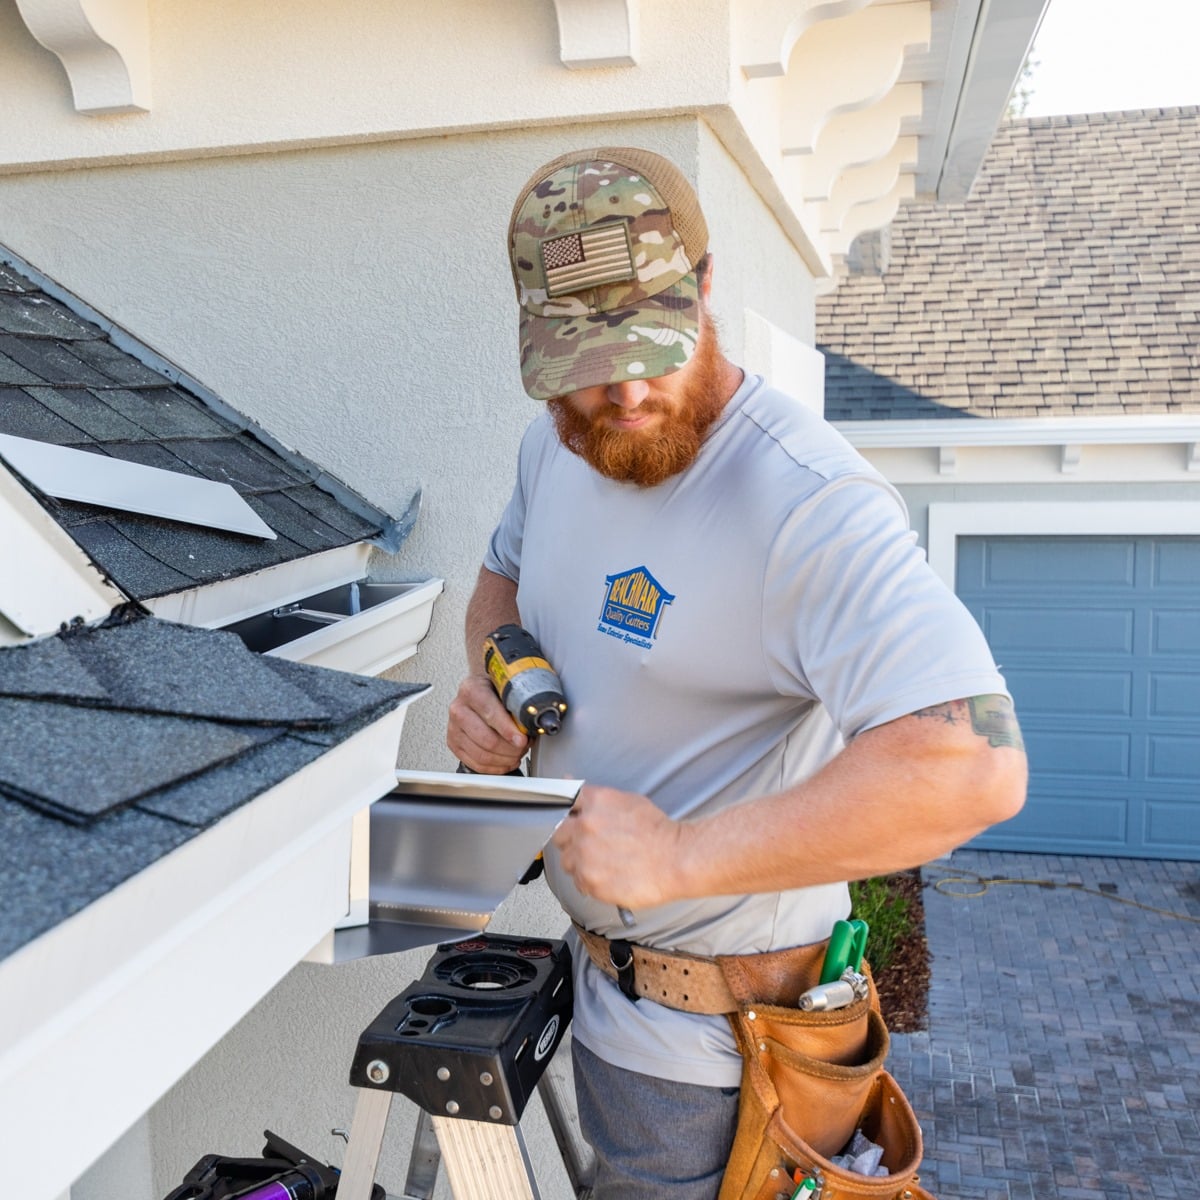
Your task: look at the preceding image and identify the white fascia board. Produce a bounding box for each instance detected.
[0,466,125,644]
[144,542,372,628]
[929,0,1049,202]
[834,415,1200,449]
[0,692,424,1200]
[927,501,1200,588]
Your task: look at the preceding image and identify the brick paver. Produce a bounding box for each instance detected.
[886,850,1200,1199]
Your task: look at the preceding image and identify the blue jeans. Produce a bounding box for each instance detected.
[572,1038,741,1200]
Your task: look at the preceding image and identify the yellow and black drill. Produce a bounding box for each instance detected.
[482,624,568,739]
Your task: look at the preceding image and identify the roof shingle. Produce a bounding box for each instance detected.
[0,255,399,598]
[817,108,1200,420]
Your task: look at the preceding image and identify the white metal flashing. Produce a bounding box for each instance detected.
[927,501,1200,590]
[0,464,124,644]
[0,433,276,540]
[0,692,425,1200]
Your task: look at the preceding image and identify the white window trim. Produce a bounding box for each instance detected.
[927,501,1200,590]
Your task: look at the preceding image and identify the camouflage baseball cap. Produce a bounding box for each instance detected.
[508,147,709,400]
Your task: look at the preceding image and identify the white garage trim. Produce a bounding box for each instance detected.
[927,502,1200,590]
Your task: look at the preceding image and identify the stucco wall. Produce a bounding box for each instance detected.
[0,117,817,1196]
[0,0,731,170]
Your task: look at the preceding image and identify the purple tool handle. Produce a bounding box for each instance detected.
[237,1183,304,1200]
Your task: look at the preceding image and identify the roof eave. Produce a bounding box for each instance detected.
[834,414,1200,448]
[926,0,1049,202]
[0,690,425,1199]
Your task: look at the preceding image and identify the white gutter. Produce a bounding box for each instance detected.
[145,542,373,628]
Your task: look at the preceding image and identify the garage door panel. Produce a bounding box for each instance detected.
[1027,730,1130,778]
[1153,539,1200,585]
[1145,800,1200,850]
[1152,611,1200,654]
[958,533,1200,860]
[1004,668,1132,716]
[982,607,1135,654]
[974,790,1128,848]
[1147,735,1200,781]
[1149,674,1199,717]
[982,539,1136,587]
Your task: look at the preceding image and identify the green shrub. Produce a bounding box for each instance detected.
[849,874,912,973]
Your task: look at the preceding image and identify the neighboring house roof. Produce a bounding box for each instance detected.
[817,107,1200,420]
[0,253,398,601]
[0,609,425,961]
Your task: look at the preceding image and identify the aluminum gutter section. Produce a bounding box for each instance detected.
[0,690,426,1200]
[145,542,373,628]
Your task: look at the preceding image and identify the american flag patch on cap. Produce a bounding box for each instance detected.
[541,222,635,297]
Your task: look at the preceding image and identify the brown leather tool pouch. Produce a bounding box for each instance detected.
[716,954,929,1200]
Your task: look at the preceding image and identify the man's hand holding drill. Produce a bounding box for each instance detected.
[447,673,529,774]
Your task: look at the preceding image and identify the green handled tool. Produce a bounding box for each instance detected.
[819,918,869,983]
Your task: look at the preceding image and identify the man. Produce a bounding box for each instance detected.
[447,147,1027,1200]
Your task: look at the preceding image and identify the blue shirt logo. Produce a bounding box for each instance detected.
[597,566,675,649]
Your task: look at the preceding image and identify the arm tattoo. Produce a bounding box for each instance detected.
[913,695,1025,750]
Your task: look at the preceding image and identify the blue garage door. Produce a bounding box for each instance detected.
[956,535,1200,859]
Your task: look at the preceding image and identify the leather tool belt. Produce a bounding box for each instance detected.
[571,921,829,1014]
[571,921,933,1200]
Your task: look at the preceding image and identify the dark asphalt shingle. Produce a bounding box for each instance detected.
[817,108,1200,419]
[0,614,428,959]
[0,253,402,600]
[0,699,281,823]
[0,796,195,961]
[61,619,331,724]
[0,635,108,702]
[135,734,328,828]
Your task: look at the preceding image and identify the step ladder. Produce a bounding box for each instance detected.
[335,933,594,1200]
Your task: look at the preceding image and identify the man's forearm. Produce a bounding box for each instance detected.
[554,696,1028,911]
[464,567,520,673]
[671,696,1027,896]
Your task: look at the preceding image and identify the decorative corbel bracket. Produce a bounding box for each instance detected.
[737,0,873,79]
[827,171,915,257]
[799,83,924,200]
[552,0,639,69]
[1061,444,1083,474]
[821,136,918,233]
[779,1,930,156]
[15,0,151,114]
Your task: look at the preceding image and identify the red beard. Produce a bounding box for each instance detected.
[546,318,730,488]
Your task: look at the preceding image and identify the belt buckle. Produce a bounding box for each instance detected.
[608,937,640,1004]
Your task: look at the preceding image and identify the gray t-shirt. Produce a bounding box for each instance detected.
[484,373,1007,1086]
